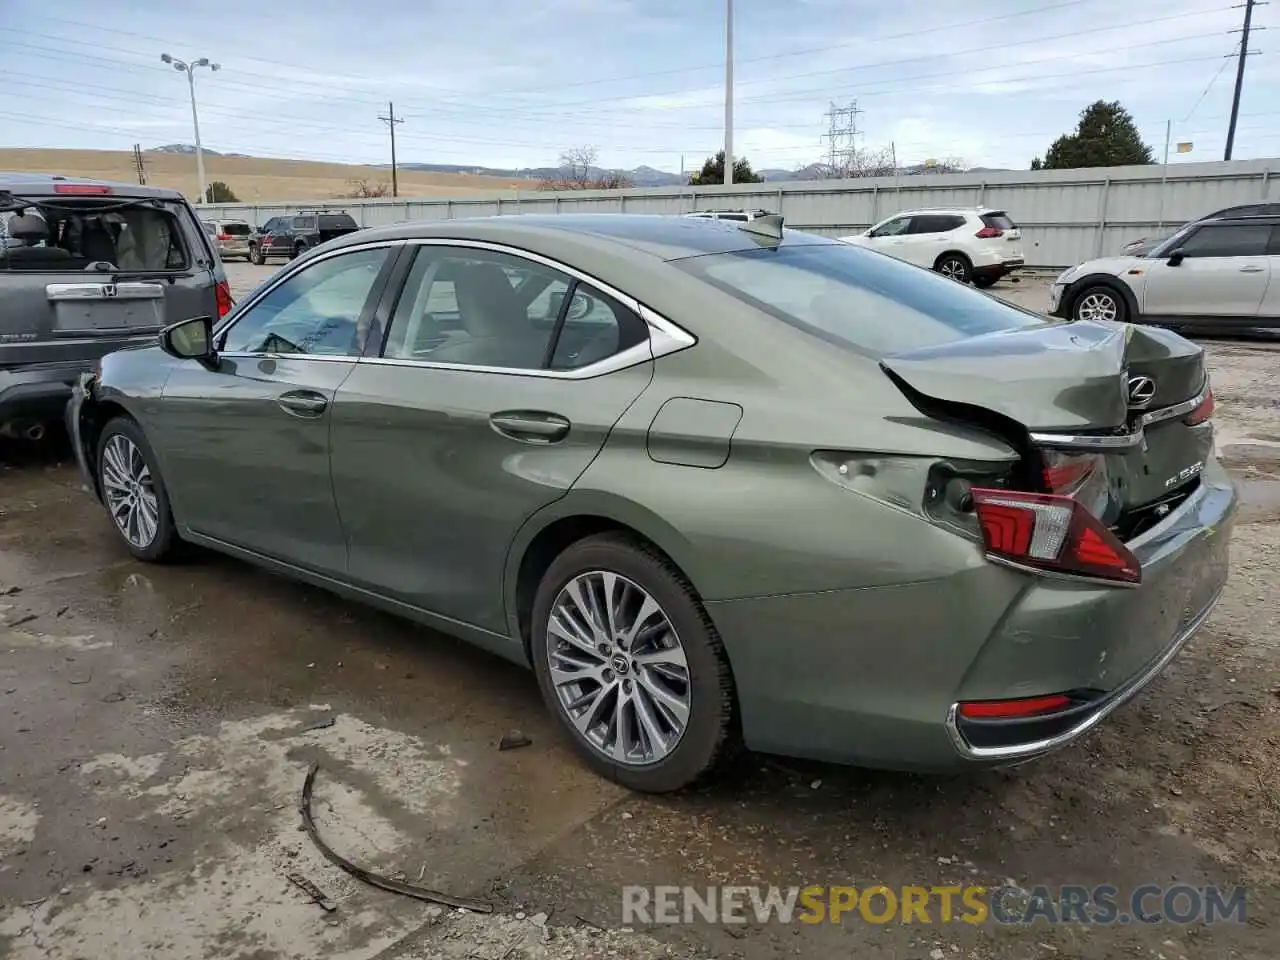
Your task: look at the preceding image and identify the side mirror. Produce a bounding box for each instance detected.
[160,315,217,366]
[1167,249,1186,267]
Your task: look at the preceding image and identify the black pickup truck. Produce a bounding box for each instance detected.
[248,209,360,264]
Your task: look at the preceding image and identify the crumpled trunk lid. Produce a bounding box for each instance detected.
[880,319,1204,432]
[880,319,1212,527]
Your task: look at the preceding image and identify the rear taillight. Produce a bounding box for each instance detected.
[217,233,231,241]
[1184,389,1214,425]
[958,694,1072,719]
[971,486,1140,585]
[215,280,234,318]
[54,183,113,195]
[975,226,1003,238]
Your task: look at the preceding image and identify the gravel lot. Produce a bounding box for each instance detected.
[1,263,1278,959]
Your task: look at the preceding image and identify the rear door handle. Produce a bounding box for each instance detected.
[277,390,328,418]
[1240,265,1266,273]
[490,411,571,443]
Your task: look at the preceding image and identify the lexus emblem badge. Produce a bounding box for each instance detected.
[1127,375,1157,408]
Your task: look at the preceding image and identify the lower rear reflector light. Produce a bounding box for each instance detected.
[958,694,1072,719]
[971,487,1141,584]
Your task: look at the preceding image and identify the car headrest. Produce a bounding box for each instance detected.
[6,214,50,241]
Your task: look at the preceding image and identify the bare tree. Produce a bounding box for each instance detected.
[339,177,391,198]
[538,146,633,190]
[813,145,898,179]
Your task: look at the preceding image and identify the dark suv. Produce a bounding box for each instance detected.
[0,174,231,441]
[248,210,361,264]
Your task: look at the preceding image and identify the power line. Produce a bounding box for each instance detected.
[19,0,1103,103]
[0,4,1238,123]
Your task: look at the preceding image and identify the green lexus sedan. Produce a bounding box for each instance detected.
[66,214,1235,793]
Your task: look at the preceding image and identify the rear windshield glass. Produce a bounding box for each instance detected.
[319,214,358,230]
[675,243,1045,357]
[222,222,252,236]
[981,212,1016,230]
[1,201,190,273]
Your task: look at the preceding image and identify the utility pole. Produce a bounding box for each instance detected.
[1224,0,1262,160]
[133,143,147,185]
[379,101,405,197]
[724,0,734,187]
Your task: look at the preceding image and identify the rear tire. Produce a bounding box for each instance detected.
[935,253,972,284]
[250,245,265,266]
[1070,284,1127,324]
[96,417,181,563]
[972,275,998,289]
[530,533,736,793]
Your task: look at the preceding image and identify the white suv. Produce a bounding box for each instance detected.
[839,208,1024,288]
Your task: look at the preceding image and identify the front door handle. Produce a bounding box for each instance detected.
[1240,265,1266,273]
[490,411,571,443]
[277,390,328,418]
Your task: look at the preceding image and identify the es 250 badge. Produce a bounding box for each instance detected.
[1165,461,1204,488]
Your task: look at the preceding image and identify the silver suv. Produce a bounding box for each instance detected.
[1,174,231,441]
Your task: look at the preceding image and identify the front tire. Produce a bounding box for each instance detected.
[96,417,180,563]
[530,533,736,793]
[972,275,998,289]
[291,242,307,260]
[935,253,972,284]
[1071,284,1127,324]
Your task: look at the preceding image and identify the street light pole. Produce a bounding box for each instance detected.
[161,53,220,204]
[724,0,734,188]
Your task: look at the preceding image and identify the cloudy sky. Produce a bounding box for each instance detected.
[2,0,1277,173]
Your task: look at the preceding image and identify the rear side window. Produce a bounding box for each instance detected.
[981,212,1017,230]
[909,215,965,234]
[1177,223,1271,258]
[319,214,358,230]
[675,242,1044,357]
[0,201,190,273]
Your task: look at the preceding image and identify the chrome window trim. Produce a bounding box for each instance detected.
[1029,382,1210,451]
[212,237,697,374]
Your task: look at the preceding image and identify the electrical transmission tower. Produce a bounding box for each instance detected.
[822,100,861,176]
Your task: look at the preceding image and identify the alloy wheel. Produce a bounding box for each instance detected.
[545,571,692,765]
[939,258,969,282]
[1076,291,1118,323]
[100,434,160,549]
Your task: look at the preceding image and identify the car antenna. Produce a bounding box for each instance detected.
[738,213,784,240]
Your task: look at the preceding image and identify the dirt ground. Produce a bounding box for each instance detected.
[1,269,1279,960]
[0,148,537,203]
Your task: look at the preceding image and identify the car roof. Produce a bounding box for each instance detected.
[0,172,186,200]
[330,214,835,262]
[892,207,990,216]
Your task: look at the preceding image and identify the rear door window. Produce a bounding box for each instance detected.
[675,242,1044,357]
[1177,223,1271,258]
[908,215,964,234]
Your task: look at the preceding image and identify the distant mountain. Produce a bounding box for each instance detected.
[147,143,256,159]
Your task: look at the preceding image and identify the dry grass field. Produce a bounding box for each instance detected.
[0,148,539,202]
